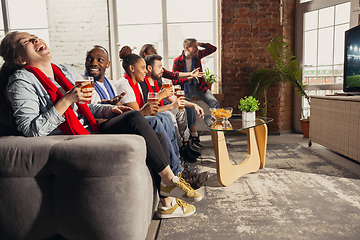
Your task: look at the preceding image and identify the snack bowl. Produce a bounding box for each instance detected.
[210,107,233,121]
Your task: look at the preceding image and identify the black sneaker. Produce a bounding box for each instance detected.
[184,141,201,157]
[180,145,197,163]
[190,136,203,148]
[181,169,210,190]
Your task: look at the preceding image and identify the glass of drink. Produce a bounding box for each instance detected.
[162,79,172,89]
[176,90,185,111]
[75,76,94,104]
[147,92,159,116]
[173,85,181,93]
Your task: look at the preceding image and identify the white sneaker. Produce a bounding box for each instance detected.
[160,176,203,202]
[157,198,196,219]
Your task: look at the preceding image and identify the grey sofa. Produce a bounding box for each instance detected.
[0,134,157,240]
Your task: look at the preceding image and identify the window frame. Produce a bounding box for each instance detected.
[109,0,219,91]
[294,0,358,132]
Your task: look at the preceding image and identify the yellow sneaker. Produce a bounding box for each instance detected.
[160,175,203,202]
[157,198,196,219]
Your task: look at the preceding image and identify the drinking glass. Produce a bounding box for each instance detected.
[162,79,172,89]
[75,76,94,104]
[176,90,185,110]
[147,92,159,116]
[173,85,181,93]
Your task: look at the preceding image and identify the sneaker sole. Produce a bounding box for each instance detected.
[160,190,203,202]
[157,207,196,219]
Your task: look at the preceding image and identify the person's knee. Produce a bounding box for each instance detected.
[124,110,143,121]
[123,111,148,127]
[212,99,219,108]
[146,116,162,129]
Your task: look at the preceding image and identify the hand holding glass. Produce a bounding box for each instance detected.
[161,79,172,90]
[173,85,181,94]
[75,76,94,104]
[147,92,159,116]
[176,90,185,110]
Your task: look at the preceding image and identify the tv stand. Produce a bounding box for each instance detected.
[310,96,360,163]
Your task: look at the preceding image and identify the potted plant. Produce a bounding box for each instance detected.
[248,35,310,137]
[203,68,218,91]
[238,96,260,121]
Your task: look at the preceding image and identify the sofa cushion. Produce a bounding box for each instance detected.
[48,134,147,177]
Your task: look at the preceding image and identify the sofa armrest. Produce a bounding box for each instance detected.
[49,134,156,240]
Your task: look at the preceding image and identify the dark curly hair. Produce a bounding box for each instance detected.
[0,31,25,134]
[0,31,24,112]
[119,45,142,76]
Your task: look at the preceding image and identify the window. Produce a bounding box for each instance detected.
[6,0,50,44]
[0,0,50,45]
[116,0,219,91]
[302,2,350,116]
[294,0,356,132]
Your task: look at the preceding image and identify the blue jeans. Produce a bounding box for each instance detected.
[185,97,197,128]
[185,84,219,108]
[156,112,179,157]
[145,115,183,175]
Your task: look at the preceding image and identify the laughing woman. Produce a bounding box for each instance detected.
[0,31,202,219]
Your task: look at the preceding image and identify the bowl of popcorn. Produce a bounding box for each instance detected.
[210,107,233,122]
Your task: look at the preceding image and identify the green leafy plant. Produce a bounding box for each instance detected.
[204,68,218,84]
[238,96,260,112]
[249,35,310,119]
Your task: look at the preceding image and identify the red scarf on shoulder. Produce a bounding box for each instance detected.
[144,76,163,106]
[124,73,144,108]
[25,64,99,135]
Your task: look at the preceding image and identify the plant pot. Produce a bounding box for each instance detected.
[206,82,212,91]
[242,111,255,121]
[300,119,309,138]
[242,119,255,128]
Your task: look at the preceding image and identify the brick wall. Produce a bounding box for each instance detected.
[46,0,109,75]
[220,0,296,133]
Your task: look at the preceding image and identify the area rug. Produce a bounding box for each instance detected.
[156,143,360,240]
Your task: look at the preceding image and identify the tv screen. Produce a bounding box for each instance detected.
[344,25,360,93]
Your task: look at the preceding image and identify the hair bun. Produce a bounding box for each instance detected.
[119,46,132,59]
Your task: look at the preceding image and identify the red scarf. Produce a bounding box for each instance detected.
[25,64,99,135]
[124,73,144,108]
[144,76,163,106]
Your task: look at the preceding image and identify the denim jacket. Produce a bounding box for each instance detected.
[7,64,115,137]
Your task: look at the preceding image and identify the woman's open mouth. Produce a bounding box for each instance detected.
[36,45,46,52]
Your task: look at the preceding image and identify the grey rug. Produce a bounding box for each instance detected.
[156,143,360,240]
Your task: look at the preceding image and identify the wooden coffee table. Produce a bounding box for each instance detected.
[204,115,273,186]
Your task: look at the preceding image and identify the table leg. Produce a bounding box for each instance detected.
[210,124,268,186]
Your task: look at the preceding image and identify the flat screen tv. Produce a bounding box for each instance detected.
[344,25,360,93]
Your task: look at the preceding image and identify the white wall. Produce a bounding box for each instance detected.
[46,0,110,75]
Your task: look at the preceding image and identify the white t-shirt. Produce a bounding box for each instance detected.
[91,80,118,104]
[186,58,192,72]
[114,77,144,105]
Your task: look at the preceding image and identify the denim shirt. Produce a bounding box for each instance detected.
[7,64,115,137]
